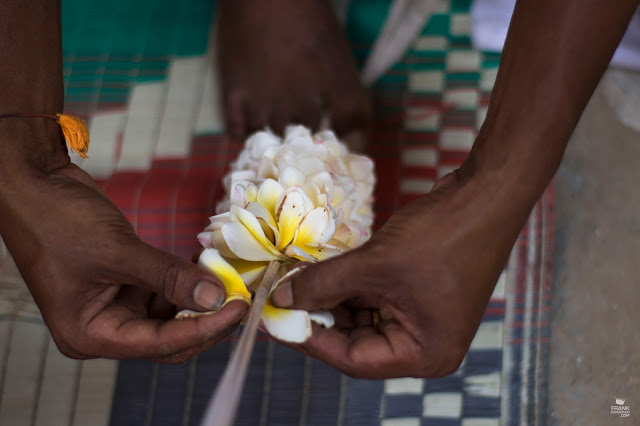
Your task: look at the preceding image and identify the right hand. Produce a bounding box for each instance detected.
[0,160,248,363]
[271,168,530,378]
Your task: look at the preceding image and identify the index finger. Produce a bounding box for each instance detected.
[83,300,248,360]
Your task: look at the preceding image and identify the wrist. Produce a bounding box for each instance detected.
[0,116,69,179]
[468,117,566,207]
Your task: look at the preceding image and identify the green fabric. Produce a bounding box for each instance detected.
[62,0,214,58]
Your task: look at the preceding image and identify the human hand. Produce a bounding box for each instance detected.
[217,0,371,150]
[0,162,248,363]
[270,167,530,378]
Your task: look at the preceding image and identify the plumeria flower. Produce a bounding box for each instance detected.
[195,248,334,342]
[182,126,375,343]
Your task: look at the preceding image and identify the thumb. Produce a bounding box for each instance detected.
[122,242,226,312]
[270,250,369,311]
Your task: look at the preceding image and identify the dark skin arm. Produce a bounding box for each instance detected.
[271,0,640,378]
[0,0,248,362]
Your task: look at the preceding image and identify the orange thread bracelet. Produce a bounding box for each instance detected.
[0,113,91,158]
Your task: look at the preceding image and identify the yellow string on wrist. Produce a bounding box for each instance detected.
[56,114,90,158]
[0,112,91,159]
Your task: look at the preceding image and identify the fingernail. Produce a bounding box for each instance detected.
[270,265,307,307]
[193,281,224,311]
[271,281,294,308]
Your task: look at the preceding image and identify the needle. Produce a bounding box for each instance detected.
[200,260,280,426]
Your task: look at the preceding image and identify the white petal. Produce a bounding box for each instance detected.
[245,184,258,203]
[288,136,315,152]
[208,212,231,231]
[342,224,371,248]
[345,154,375,183]
[294,207,335,246]
[293,157,326,175]
[308,310,335,328]
[332,222,352,245]
[278,166,306,188]
[230,183,249,208]
[257,178,285,219]
[284,125,312,140]
[198,249,251,304]
[229,170,256,183]
[245,201,277,228]
[326,237,351,251]
[211,229,239,259]
[284,244,317,262]
[246,130,281,157]
[303,243,343,260]
[307,171,334,194]
[331,184,346,207]
[197,231,215,248]
[221,222,282,261]
[230,205,281,257]
[314,130,339,143]
[257,157,279,180]
[246,201,279,243]
[335,199,354,221]
[262,303,312,343]
[301,181,322,207]
[333,208,344,227]
[225,257,269,287]
[275,187,314,250]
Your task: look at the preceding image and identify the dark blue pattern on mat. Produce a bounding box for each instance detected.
[110,331,389,426]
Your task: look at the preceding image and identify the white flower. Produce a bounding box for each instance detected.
[191,126,375,342]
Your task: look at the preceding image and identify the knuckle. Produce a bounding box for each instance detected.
[156,260,186,303]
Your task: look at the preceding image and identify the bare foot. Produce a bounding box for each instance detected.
[217,0,371,150]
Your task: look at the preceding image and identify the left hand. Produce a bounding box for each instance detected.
[217,0,371,150]
[271,168,530,378]
[0,159,247,363]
